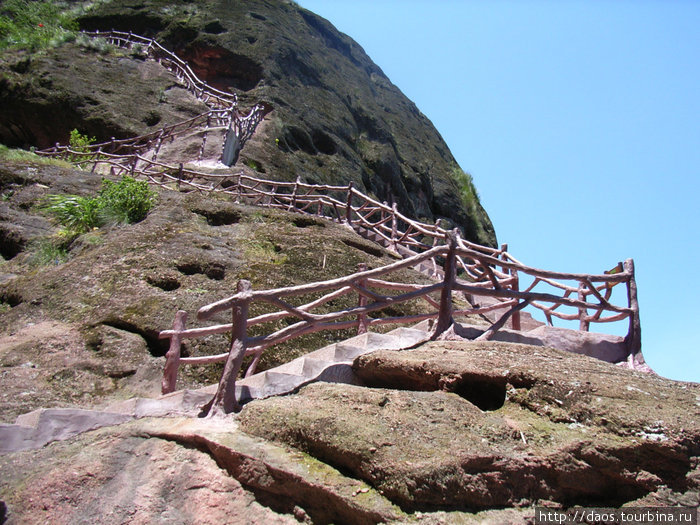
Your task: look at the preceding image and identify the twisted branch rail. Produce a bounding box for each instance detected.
[37,31,267,166]
[27,32,641,412]
[159,229,640,416]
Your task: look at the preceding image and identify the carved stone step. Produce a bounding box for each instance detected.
[333,343,367,361]
[259,371,307,397]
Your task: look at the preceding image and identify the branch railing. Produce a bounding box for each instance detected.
[38,108,233,159]
[159,230,640,416]
[37,31,267,166]
[86,30,236,109]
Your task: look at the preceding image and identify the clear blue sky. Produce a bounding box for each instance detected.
[298,0,699,382]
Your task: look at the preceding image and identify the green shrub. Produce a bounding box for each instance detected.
[40,194,100,234]
[41,176,157,236]
[97,176,157,225]
[68,129,96,167]
[0,0,78,51]
[451,166,481,210]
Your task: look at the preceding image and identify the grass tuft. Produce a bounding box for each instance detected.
[0,0,78,52]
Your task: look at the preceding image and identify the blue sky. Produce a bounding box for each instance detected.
[298,0,699,382]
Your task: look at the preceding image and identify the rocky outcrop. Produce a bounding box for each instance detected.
[240,342,700,512]
[0,0,496,246]
[0,157,435,422]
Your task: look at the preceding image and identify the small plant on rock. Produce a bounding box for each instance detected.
[451,166,481,210]
[67,129,97,167]
[97,176,157,225]
[41,176,158,238]
[40,194,100,234]
[0,0,78,51]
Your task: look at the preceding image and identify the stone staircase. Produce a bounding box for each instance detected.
[0,324,431,453]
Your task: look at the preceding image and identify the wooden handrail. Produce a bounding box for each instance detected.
[30,32,641,406]
[159,225,639,415]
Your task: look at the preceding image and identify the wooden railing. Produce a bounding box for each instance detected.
[37,31,267,166]
[31,30,641,414]
[159,230,640,416]
[87,30,236,108]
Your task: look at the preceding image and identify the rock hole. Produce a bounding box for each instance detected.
[176,261,226,281]
[249,12,267,21]
[203,21,226,34]
[145,274,181,291]
[192,207,242,226]
[279,126,316,155]
[143,110,161,127]
[246,36,257,44]
[0,227,26,260]
[341,239,383,258]
[177,43,263,92]
[0,290,22,308]
[292,216,325,228]
[312,129,337,155]
[451,376,507,411]
[100,319,166,357]
[176,261,205,276]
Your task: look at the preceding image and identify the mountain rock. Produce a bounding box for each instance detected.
[0,0,496,246]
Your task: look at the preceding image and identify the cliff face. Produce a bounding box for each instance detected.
[0,0,496,246]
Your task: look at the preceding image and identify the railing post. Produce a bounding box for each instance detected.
[431,218,445,278]
[161,310,187,394]
[176,163,183,191]
[207,279,253,417]
[289,176,300,211]
[345,181,354,224]
[578,282,590,332]
[390,202,398,252]
[499,244,521,330]
[510,269,521,330]
[623,258,642,363]
[432,229,459,338]
[356,263,369,334]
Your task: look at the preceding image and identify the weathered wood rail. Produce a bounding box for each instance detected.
[89,30,236,108]
[37,30,267,166]
[159,229,640,416]
[29,30,642,415]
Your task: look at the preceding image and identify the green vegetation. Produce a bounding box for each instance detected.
[451,166,481,210]
[41,176,157,236]
[41,194,100,234]
[0,0,78,51]
[67,129,97,167]
[97,176,157,225]
[74,32,113,54]
[0,144,72,168]
[29,237,69,266]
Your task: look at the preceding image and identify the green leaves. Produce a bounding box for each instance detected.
[41,176,158,236]
[0,0,78,51]
[40,193,100,234]
[451,166,481,210]
[97,176,157,225]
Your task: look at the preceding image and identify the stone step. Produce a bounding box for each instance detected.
[1,408,134,454]
[258,372,306,398]
[301,357,333,377]
[333,343,366,361]
[1,323,432,453]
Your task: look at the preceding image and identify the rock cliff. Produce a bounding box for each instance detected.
[0,0,496,246]
[0,2,697,524]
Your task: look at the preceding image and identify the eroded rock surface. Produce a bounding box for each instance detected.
[0,421,299,525]
[0,158,432,422]
[239,342,700,513]
[0,0,497,246]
